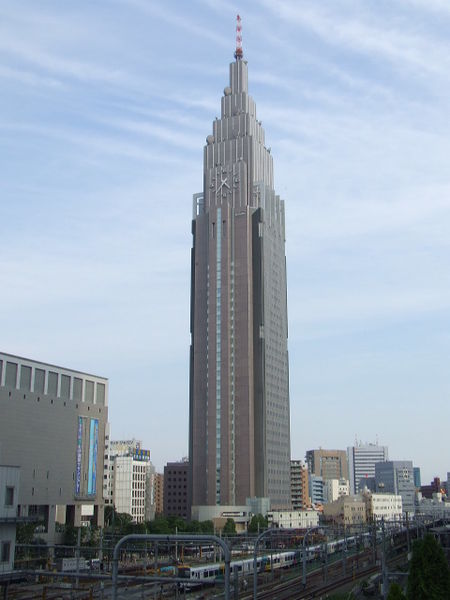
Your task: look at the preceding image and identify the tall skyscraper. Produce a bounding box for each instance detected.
[189,33,291,509]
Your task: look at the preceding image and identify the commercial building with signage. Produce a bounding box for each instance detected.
[0,352,109,542]
[106,440,156,522]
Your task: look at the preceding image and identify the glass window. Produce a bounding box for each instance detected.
[20,365,32,391]
[5,487,14,506]
[96,383,105,406]
[60,375,70,399]
[34,368,45,394]
[85,380,94,403]
[48,371,58,396]
[1,542,10,563]
[73,377,82,401]
[5,362,18,388]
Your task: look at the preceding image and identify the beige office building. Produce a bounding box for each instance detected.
[306,449,349,481]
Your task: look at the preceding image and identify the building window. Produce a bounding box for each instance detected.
[85,380,94,403]
[48,371,58,396]
[5,487,14,506]
[60,375,70,399]
[1,542,11,563]
[73,377,83,401]
[34,368,45,394]
[20,365,32,391]
[5,362,18,388]
[96,383,105,406]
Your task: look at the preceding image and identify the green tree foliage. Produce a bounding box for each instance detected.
[387,582,406,600]
[407,533,450,600]
[222,518,236,535]
[147,516,170,534]
[248,514,268,533]
[16,522,36,544]
[200,520,214,534]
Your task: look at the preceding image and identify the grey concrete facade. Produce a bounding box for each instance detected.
[189,56,291,509]
[0,352,108,541]
[375,460,416,514]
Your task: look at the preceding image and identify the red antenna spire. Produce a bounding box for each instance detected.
[235,14,243,60]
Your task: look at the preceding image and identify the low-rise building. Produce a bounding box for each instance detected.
[363,491,403,522]
[0,466,20,574]
[416,493,450,519]
[267,510,319,529]
[191,505,250,533]
[322,495,366,527]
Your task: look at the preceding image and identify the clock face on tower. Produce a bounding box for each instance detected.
[209,168,240,200]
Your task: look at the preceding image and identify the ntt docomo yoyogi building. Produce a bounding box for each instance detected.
[189,44,291,513]
[0,351,108,542]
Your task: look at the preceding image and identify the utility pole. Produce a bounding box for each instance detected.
[75,527,81,589]
[381,519,388,600]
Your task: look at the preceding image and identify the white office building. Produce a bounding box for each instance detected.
[108,441,155,522]
[348,443,388,494]
[267,510,319,529]
[363,491,403,522]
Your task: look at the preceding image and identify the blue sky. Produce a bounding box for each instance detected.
[1,0,449,485]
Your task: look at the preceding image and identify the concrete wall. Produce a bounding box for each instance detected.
[0,353,108,540]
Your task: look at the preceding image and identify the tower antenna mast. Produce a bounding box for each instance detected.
[234,14,243,60]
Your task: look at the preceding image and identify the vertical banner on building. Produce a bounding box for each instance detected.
[87,418,99,496]
[75,416,83,495]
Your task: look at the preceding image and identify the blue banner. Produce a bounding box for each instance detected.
[87,419,99,495]
[75,417,83,495]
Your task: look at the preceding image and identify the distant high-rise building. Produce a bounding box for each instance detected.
[154,473,164,516]
[375,460,416,514]
[420,476,442,499]
[164,461,190,520]
[306,449,349,481]
[189,37,290,509]
[413,467,421,488]
[309,474,324,505]
[347,443,388,494]
[290,460,309,509]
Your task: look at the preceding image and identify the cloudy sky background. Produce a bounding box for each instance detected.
[1,0,449,484]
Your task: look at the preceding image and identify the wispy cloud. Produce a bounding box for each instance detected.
[263,0,450,77]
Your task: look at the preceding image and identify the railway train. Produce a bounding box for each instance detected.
[178,531,372,586]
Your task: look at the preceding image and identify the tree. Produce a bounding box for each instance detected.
[16,522,36,545]
[222,518,236,535]
[200,520,214,534]
[407,533,450,599]
[147,516,170,534]
[248,514,268,534]
[387,582,406,600]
